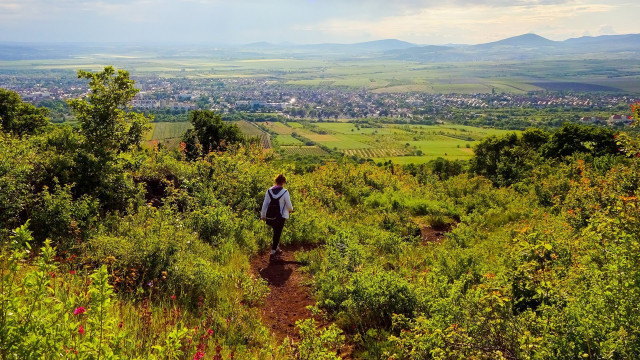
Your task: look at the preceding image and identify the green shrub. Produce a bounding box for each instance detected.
[341,269,417,329]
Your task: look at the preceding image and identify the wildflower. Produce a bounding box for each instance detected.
[208,329,214,335]
[74,307,86,316]
[78,325,85,335]
[192,351,205,360]
[70,270,76,275]
[171,294,177,300]
[49,272,56,278]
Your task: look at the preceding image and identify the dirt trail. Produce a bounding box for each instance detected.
[250,244,317,342]
[251,244,355,359]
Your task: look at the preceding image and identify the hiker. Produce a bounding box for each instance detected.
[261,174,293,260]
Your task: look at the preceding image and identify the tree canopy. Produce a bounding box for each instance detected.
[182,109,243,160]
[68,66,151,158]
[0,88,49,136]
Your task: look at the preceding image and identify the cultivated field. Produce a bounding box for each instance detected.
[235,120,272,148]
[143,122,192,149]
[4,56,639,93]
[274,135,304,146]
[232,120,514,162]
[142,119,510,162]
[280,146,330,156]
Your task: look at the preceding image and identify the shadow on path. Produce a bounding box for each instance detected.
[250,245,316,341]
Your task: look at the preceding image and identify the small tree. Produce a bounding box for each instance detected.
[182,110,242,160]
[0,88,49,136]
[68,66,151,158]
[65,67,152,210]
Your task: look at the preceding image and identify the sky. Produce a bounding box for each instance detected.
[0,0,639,45]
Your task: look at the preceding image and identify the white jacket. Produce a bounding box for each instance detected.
[261,187,293,219]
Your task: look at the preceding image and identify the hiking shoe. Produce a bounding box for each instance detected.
[269,249,283,261]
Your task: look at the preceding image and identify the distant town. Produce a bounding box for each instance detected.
[1,73,636,127]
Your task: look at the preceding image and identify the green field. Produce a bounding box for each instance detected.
[234,120,265,137]
[5,56,640,94]
[232,120,513,162]
[151,122,192,140]
[280,146,330,156]
[275,135,304,146]
[264,121,294,135]
[144,120,511,162]
[143,122,193,149]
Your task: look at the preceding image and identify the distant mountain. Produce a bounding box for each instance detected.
[295,39,417,54]
[2,34,639,62]
[476,33,556,48]
[237,39,417,56]
[350,39,417,51]
[382,45,455,62]
[244,41,280,49]
[386,33,640,62]
[563,34,640,52]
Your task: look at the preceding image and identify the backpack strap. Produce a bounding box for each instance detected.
[269,189,288,201]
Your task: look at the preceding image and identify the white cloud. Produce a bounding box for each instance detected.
[298,1,621,43]
[0,0,638,43]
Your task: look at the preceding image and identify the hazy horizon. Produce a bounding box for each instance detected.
[1,0,640,46]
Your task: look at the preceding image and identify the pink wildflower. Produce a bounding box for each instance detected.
[192,351,205,360]
[70,270,76,275]
[74,307,86,316]
[78,325,85,335]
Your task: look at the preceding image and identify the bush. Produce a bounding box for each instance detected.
[341,269,417,329]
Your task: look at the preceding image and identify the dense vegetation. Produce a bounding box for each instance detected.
[1,67,640,359]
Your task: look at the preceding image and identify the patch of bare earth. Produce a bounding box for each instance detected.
[250,244,353,359]
[420,223,454,243]
[250,244,317,342]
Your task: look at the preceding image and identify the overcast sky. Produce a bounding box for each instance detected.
[1,0,638,45]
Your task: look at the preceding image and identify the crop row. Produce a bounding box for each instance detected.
[280,146,329,156]
[343,148,408,158]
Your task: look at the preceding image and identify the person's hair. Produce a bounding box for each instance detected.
[275,174,286,185]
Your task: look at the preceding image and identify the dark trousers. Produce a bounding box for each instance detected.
[270,218,285,251]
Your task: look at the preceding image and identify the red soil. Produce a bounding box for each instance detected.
[250,244,316,342]
[421,223,454,243]
[250,244,354,359]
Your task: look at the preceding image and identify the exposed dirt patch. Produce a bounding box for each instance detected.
[421,223,454,243]
[250,244,317,342]
[251,244,354,359]
[134,175,179,208]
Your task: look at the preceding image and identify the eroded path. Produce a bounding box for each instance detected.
[250,244,316,342]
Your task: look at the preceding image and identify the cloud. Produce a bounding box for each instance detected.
[597,25,616,35]
[0,0,637,43]
[296,0,620,43]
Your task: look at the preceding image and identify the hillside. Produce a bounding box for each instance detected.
[2,70,640,359]
[3,33,640,61]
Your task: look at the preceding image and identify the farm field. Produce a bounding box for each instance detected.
[231,119,514,162]
[234,120,272,148]
[264,121,294,134]
[144,119,511,162]
[4,56,640,94]
[274,135,304,146]
[280,145,330,156]
[143,122,193,149]
[151,122,192,140]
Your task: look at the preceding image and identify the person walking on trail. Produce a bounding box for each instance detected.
[261,174,293,260]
